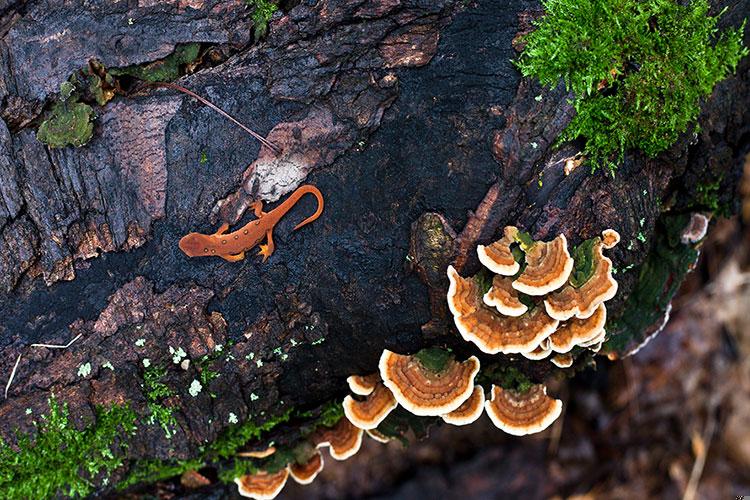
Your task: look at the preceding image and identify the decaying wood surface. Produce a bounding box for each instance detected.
[0,0,748,494]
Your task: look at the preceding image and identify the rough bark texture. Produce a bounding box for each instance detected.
[0,0,748,496]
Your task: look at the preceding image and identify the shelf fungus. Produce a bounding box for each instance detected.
[512,234,574,296]
[343,381,398,429]
[483,275,528,316]
[288,450,324,485]
[484,384,563,436]
[235,469,289,500]
[441,385,485,426]
[366,428,393,443]
[448,266,559,354]
[346,373,380,396]
[521,338,553,360]
[312,417,363,460]
[379,348,480,416]
[236,445,277,459]
[579,327,606,351]
[548,303,607,353]
[544,230,619,321]
[550,353,574,368]
[477,226,521,275]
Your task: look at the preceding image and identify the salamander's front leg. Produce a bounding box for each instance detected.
[221,252,246,263]
[258,229,275,262]
[250,200,266,218]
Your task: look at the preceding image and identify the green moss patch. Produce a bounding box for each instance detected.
[569,237,599,288]
[36,82,94,148]
[516,0,747,172]
[0,397,136,499]
[605,213,699,354]
[414,347,453,373]
[110,43,201,83]
[143,365,178,439]
[246,0,278,40]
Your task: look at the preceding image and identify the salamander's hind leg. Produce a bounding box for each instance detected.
[250,200,266,218]
[258,229,275,262]
[221,252,245,263]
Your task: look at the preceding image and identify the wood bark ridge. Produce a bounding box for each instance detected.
[0,0,748,494]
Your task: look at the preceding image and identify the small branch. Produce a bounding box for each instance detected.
[682,394,720,500]
[30,333,83,349]
[149,82,281,155]
[4,353,22,399]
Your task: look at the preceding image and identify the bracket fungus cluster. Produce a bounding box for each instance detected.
[235,417,370,499]
[443,226,620,434]
[235,226,621,499]
[342,348,484,428]
[448,227,619,361]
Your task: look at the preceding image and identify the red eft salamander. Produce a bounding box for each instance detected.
[179,185,324,262]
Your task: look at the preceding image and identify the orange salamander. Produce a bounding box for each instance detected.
[179,184,324,262]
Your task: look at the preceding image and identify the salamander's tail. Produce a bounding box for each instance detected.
[293,185,325,231]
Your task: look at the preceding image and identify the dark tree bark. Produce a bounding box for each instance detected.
[0,0,748,496]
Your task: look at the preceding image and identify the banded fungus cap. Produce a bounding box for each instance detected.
[366,428,393,443]
[456,305,559,354]
[544,230,619,321]
[484,384,563,436]
[579,327,606,348]
[548,303,607,353]
[512,234,574,296]
[235,469,289,500]
[447,265,481,317]
[483,275,528,317]
[521,339,553,360]
[601,229,620,249]
[681,213,709,244]
[288,450,324,485]
[343,382,398,429]
[587,340,604,353]
[346,373,380,396]
[441,385,485,426]
[312,417,363,461]
[477,226,521,275]
[236,445,277,459]
[379,348,480,416]
[550,353,574,368]
[180,469,211,489]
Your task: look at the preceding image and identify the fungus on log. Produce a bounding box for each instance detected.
[512,234,574,296]
[379,348,480,416]
[366,429,393,444]
[441,385,486,426]
[550,353,574,368]
[483,275,528,317]
[343,382,398,429]
[288,450,324,485]
[484,384,563,436]
[545,231,620,321]
[447,266,560,354]
[236,445,277,459]
[548,303,607,353]
[311,418,364,461]
[477,225,521,275]
[235,469,289,500]
[346,374,380,396]
[521,340,553,360]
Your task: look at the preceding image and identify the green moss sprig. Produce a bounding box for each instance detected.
[516,0,747,172]
[0,397,136,499]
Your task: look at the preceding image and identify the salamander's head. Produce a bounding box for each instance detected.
[179,232,214,257]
